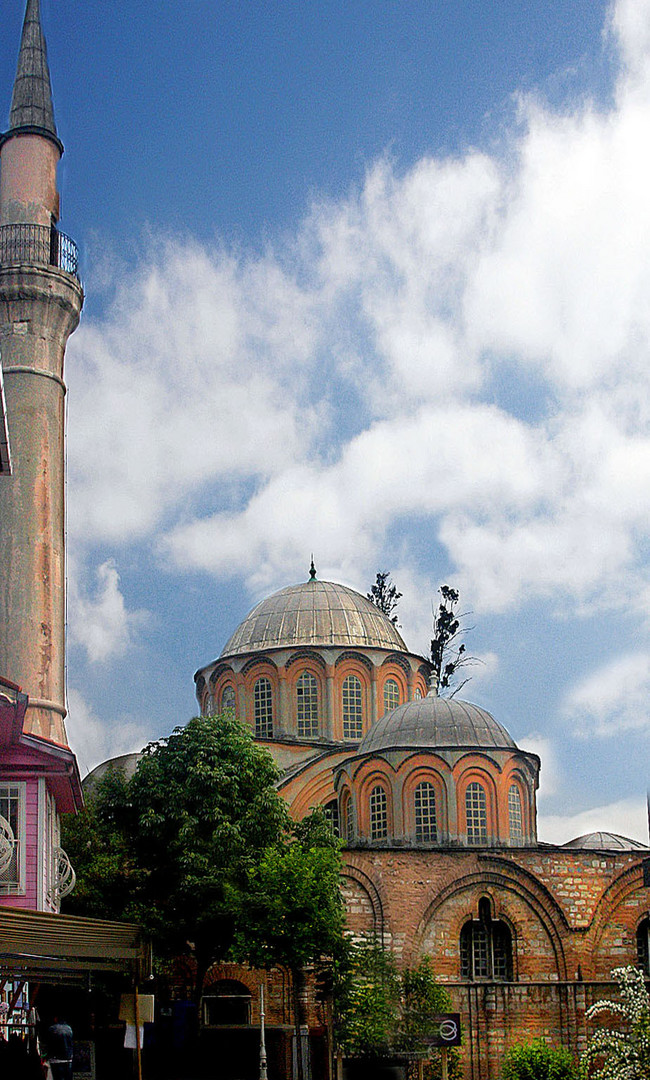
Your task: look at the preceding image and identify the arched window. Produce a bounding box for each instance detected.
[508,784,523,842]
[466,782,487,845]
[202,980,251,1026]
[324,798,340,838]
[369,786,388,840]
[204,693,215,717]
[342,793,355,842]
[342,675,363,739]
[415,781,437,842]
[383,678,400,714]
[221,685,236,713]
[254,677,273,738]
[460,900,512,981]
[413,687,422,700]
[637,918,650,974]
[296,672,319,737]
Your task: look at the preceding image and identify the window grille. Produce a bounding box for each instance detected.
[343,796,355,842]
[369,786,388,840]
[0,784,22,894]
[508,784,523,841]
[204,693,215,716]
[460,910,513,981]
[413,687,422,700]
[221,685,236,713]
[297,672,319,737]
[383,678,400,713]
[415,781,437,842]
[342,675,363,739]
[254,677,273,738]
[324,799,340,838]
[466,782,487,845]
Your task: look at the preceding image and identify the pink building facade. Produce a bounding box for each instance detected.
[0,676,81,912]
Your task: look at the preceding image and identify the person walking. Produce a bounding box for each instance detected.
[47,1016,74,1080]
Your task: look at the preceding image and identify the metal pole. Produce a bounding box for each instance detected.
[441,1046,449,1080]
[259,984,268,1080]
[134,985,143,1080]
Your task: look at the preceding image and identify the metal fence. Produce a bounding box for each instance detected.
[0,223,79,280]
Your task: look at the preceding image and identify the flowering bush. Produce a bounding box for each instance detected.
[582,966,650,1079]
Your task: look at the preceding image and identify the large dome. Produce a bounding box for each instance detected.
[359,692,518,754]
[221,579,408,656]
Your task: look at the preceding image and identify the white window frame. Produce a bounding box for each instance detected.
[0,782,26,896]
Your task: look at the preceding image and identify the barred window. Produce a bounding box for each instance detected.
[638,918,650,975]
[413,687,422,700]
[369,786,388,840]
[221,685,236,713]
[204,693,215,717]
[297,672,319,738]
[342,675,363,740]
[254,677,273,738]
[324,799,340,838]
[342,795,355,842]
[508,784,523,842]
[415,782,437,842]
[466,782,487,845]
[383,678,400,714]
[0,783,23,895]
[460,900,512,981]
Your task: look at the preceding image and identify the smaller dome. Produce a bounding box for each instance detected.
[563,831,649,851]
[359,693,517,754]
[221,579,408,656]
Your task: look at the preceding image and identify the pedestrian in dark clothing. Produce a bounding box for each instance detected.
[47,1016,74,1080]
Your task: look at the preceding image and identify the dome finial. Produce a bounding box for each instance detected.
[427,670,439,697]
[309,556,317,580]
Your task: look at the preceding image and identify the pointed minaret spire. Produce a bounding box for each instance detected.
[5,0,61,151]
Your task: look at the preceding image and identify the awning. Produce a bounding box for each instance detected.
[0,905,151,986]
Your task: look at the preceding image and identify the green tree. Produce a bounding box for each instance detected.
[232,807,345,1079]
[368,571,402,626]
[336,946,460,1077]
[62,763,139,920]
[582,966,650,1079]
[501,1039,576,1080]
[64,714,346,1019]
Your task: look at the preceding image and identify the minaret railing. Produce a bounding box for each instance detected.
[0,223,79,280]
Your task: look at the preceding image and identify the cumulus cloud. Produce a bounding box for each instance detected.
[65,688,150,777]
[564,651,650,735]
[68,558,148,663]
[539,795,649,846]
[67,0,650,627]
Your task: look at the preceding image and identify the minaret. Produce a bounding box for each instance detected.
[0,0,83,744]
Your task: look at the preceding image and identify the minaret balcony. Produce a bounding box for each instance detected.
[0,223,79,281]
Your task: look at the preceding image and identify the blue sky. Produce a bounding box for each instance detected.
[4,0,650,844]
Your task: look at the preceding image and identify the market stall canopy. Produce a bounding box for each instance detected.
[0,906,151,986]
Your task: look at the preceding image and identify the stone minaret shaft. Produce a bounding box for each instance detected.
[0,0,83,744]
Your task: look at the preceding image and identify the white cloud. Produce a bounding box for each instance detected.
[67,0,650,629]
[65,688,149,777]
[563,651,650,736]
[518,734,558,799]
[68,558,148,663]
[539,795,649,846]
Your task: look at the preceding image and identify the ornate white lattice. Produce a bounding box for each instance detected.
[0,814,15,875]
[52,846,76,900]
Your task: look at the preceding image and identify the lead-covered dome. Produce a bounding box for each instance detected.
[359,692,518,754]
[563,832,648,851]
[220,579,408,656]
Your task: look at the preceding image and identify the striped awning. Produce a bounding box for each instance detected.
[0,906,150,985]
